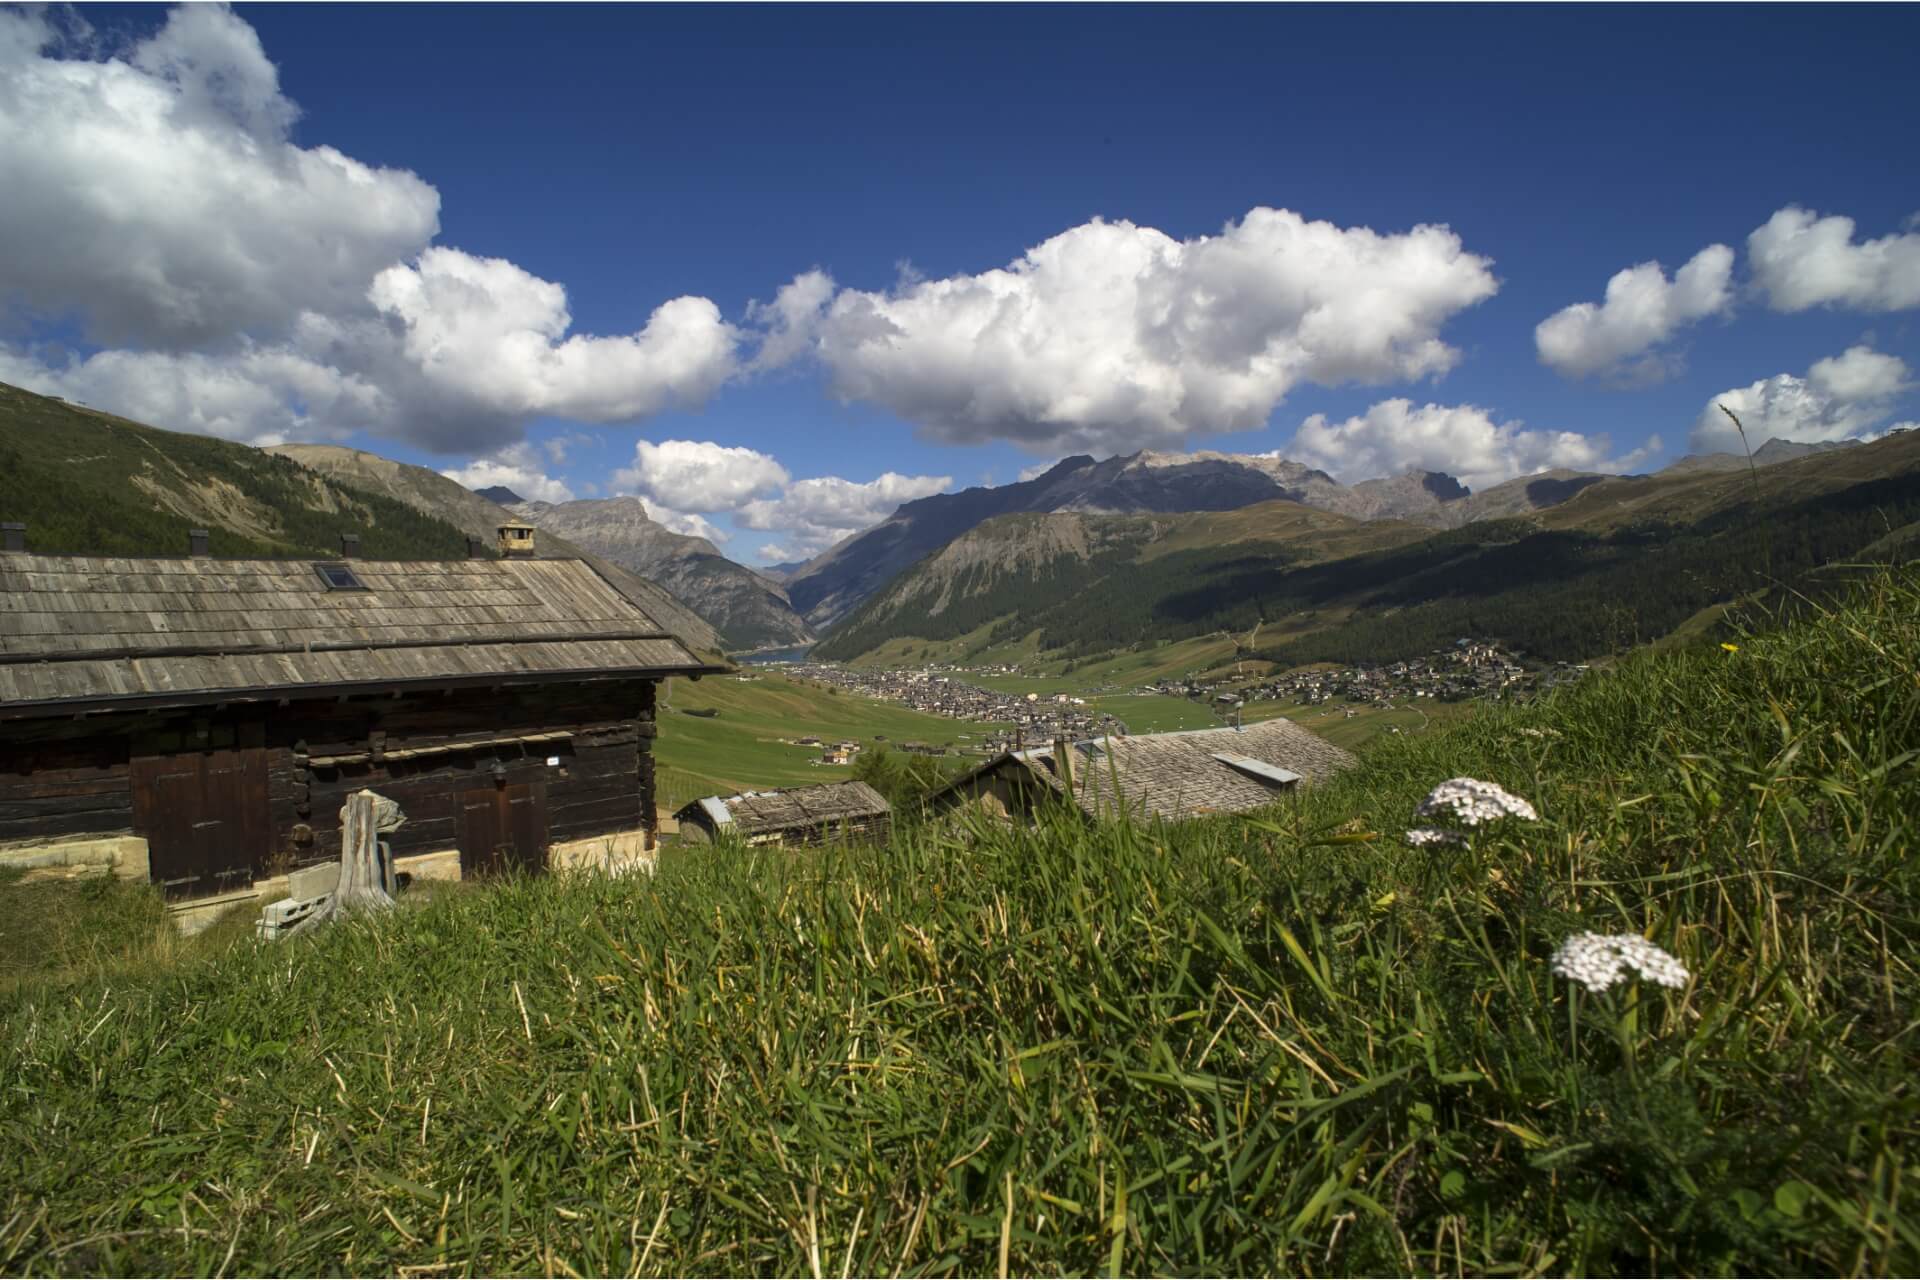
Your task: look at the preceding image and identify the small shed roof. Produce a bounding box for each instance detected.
[938,717,1355,822]
[0,552,718,716]
[675,780,890,835]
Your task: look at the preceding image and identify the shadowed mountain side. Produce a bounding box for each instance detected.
[504,497,814,651]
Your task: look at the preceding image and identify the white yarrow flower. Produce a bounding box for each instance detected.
[1417,777,1538,827]
[1404,826,1465,848]
[1551,932,1689,994]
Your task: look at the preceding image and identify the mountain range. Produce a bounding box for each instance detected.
[811,432,1914,667]
[5,373,1900,672]
[786,449,1590,629]
[503,496,814,651]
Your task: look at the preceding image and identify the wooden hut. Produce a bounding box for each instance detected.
[0,525,720,907]
[673,780,891,847]
[929,718,1356,825]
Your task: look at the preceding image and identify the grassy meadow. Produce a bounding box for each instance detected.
[652,672,1006,807]
[2,570,1916,1274]
[1238,697,1480,753]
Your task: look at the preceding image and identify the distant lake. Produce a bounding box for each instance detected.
[737,644,816,666]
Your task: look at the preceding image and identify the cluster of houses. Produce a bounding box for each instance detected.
[781,663,1120,748]
[0,520,1361,925]
[1150,639,1580,710]
[790,735,865,766]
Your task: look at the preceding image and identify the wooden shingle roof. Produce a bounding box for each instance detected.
[944,717,1356,822]
[675,781,890,835]
[0,552,715,715]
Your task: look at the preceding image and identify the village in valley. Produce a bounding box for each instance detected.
[761,633,1579,764]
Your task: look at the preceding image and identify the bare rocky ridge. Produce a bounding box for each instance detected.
[1658,437,1861,476]
[264,444,727,657]
[505,497,814,651]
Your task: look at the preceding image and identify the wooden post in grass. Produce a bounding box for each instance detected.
[289,789,405,936]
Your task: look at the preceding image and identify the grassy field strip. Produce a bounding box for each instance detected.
[1240,698,1478,751]
[653,672,1006,800]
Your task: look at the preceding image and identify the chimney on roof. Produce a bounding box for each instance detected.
[189,528,209,557]
[1,522,23,553]
[340,532,361,557]
[466,535,489,559]
[497,522,536,559]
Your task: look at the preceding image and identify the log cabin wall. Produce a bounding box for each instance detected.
[0,677,660,889]
[0,732,134,847]
[293,680,658,869]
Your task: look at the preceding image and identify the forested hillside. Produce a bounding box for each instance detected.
[0,383,469,560]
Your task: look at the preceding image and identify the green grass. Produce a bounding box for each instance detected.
[0,867,276,999]
[653,672,1006,806]
[3,570,1917,1274]
[1240,697,1479,752]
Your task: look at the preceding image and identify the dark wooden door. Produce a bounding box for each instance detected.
[456,781,549,878]
[130,723,270,901]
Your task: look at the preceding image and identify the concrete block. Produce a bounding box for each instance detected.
[288,861,341,900]
[396,848,462,882]
[550,828,655,876]
[257,895,326,941]
[0,834,148,880]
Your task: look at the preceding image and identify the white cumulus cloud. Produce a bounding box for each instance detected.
[0,343,385,447]
[440,443,576,504]
[1289,399,1655,492]
[0,4,439,348]
[368,249,740,424]
[747,270,836,371]
[0,5,745,454]
[738,472,952,556]
[612,439,791,513]
[1694,345,1912,452]
[1535,245,1734,381]
[632,501,725,544]
[799,207,1497,455]
[1748,207,1920,312]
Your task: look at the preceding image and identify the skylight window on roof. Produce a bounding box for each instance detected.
[314,562,369,592]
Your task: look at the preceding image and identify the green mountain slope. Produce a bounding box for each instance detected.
[815,431,1920,668]
[0,382,469,559]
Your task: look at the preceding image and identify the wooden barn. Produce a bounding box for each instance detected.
[928,718,1356,826]
[0,525,720,913]
[673,780,891,848]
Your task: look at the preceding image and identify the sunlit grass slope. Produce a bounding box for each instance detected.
[2,570,1915,1275]
[652,671,1005,805]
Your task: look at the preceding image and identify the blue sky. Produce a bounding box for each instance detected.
[2,4,1917,563]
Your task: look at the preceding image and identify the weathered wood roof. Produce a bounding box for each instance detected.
[942,718,1357,822]
[674,780,891,834]
[0,553,713,713]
